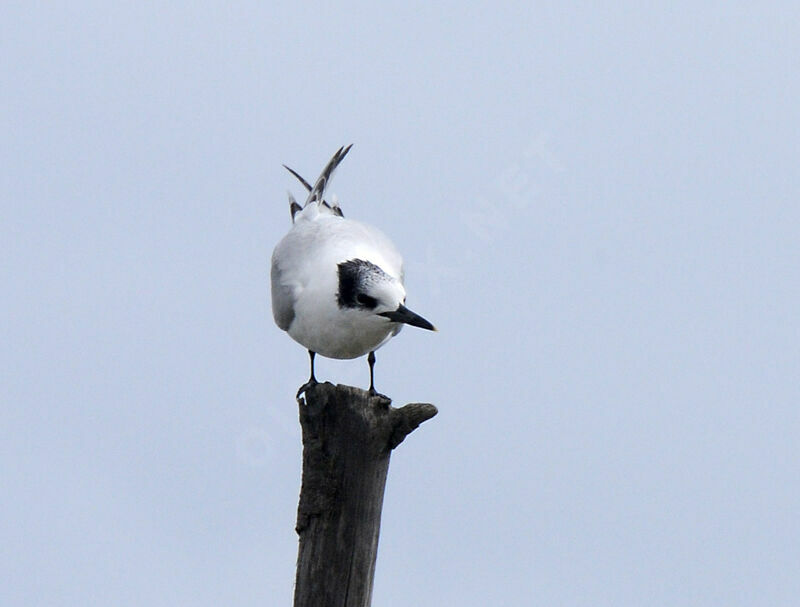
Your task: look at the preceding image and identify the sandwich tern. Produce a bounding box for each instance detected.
[270,145,436,398]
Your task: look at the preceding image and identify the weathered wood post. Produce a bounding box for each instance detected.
[293,382,437,607]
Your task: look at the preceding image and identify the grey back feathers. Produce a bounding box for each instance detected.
[270,262,296,330]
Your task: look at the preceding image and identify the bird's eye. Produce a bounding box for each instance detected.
[356,293,378,308]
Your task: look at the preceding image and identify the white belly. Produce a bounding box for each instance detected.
[287,297,399,359]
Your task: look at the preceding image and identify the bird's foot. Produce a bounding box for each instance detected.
[368,386,392,406]
[296,378,318,400]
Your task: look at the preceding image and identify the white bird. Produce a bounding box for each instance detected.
[271,145,436,398]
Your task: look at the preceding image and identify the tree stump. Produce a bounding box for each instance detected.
[293,382,437,607]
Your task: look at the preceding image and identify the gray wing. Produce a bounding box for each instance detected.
[270,256,296,331]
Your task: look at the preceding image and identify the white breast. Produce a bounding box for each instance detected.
[271,215,405,359]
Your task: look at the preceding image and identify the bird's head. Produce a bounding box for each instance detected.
[336,259,436,331]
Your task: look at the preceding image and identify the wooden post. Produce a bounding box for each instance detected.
[293,382,437,607]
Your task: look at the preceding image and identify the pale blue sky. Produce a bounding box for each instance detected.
[3,3,799,605]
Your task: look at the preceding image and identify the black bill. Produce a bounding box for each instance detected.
[379,304,436,331]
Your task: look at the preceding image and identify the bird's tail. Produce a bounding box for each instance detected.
[283,145,351,220]
[304,144,352,208]
[288,191,302,223]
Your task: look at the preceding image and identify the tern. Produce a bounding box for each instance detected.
[270,145,436,398]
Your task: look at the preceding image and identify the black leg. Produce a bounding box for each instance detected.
[296,350,318,399]
[367,351,376,394]
[367,351,390,402]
